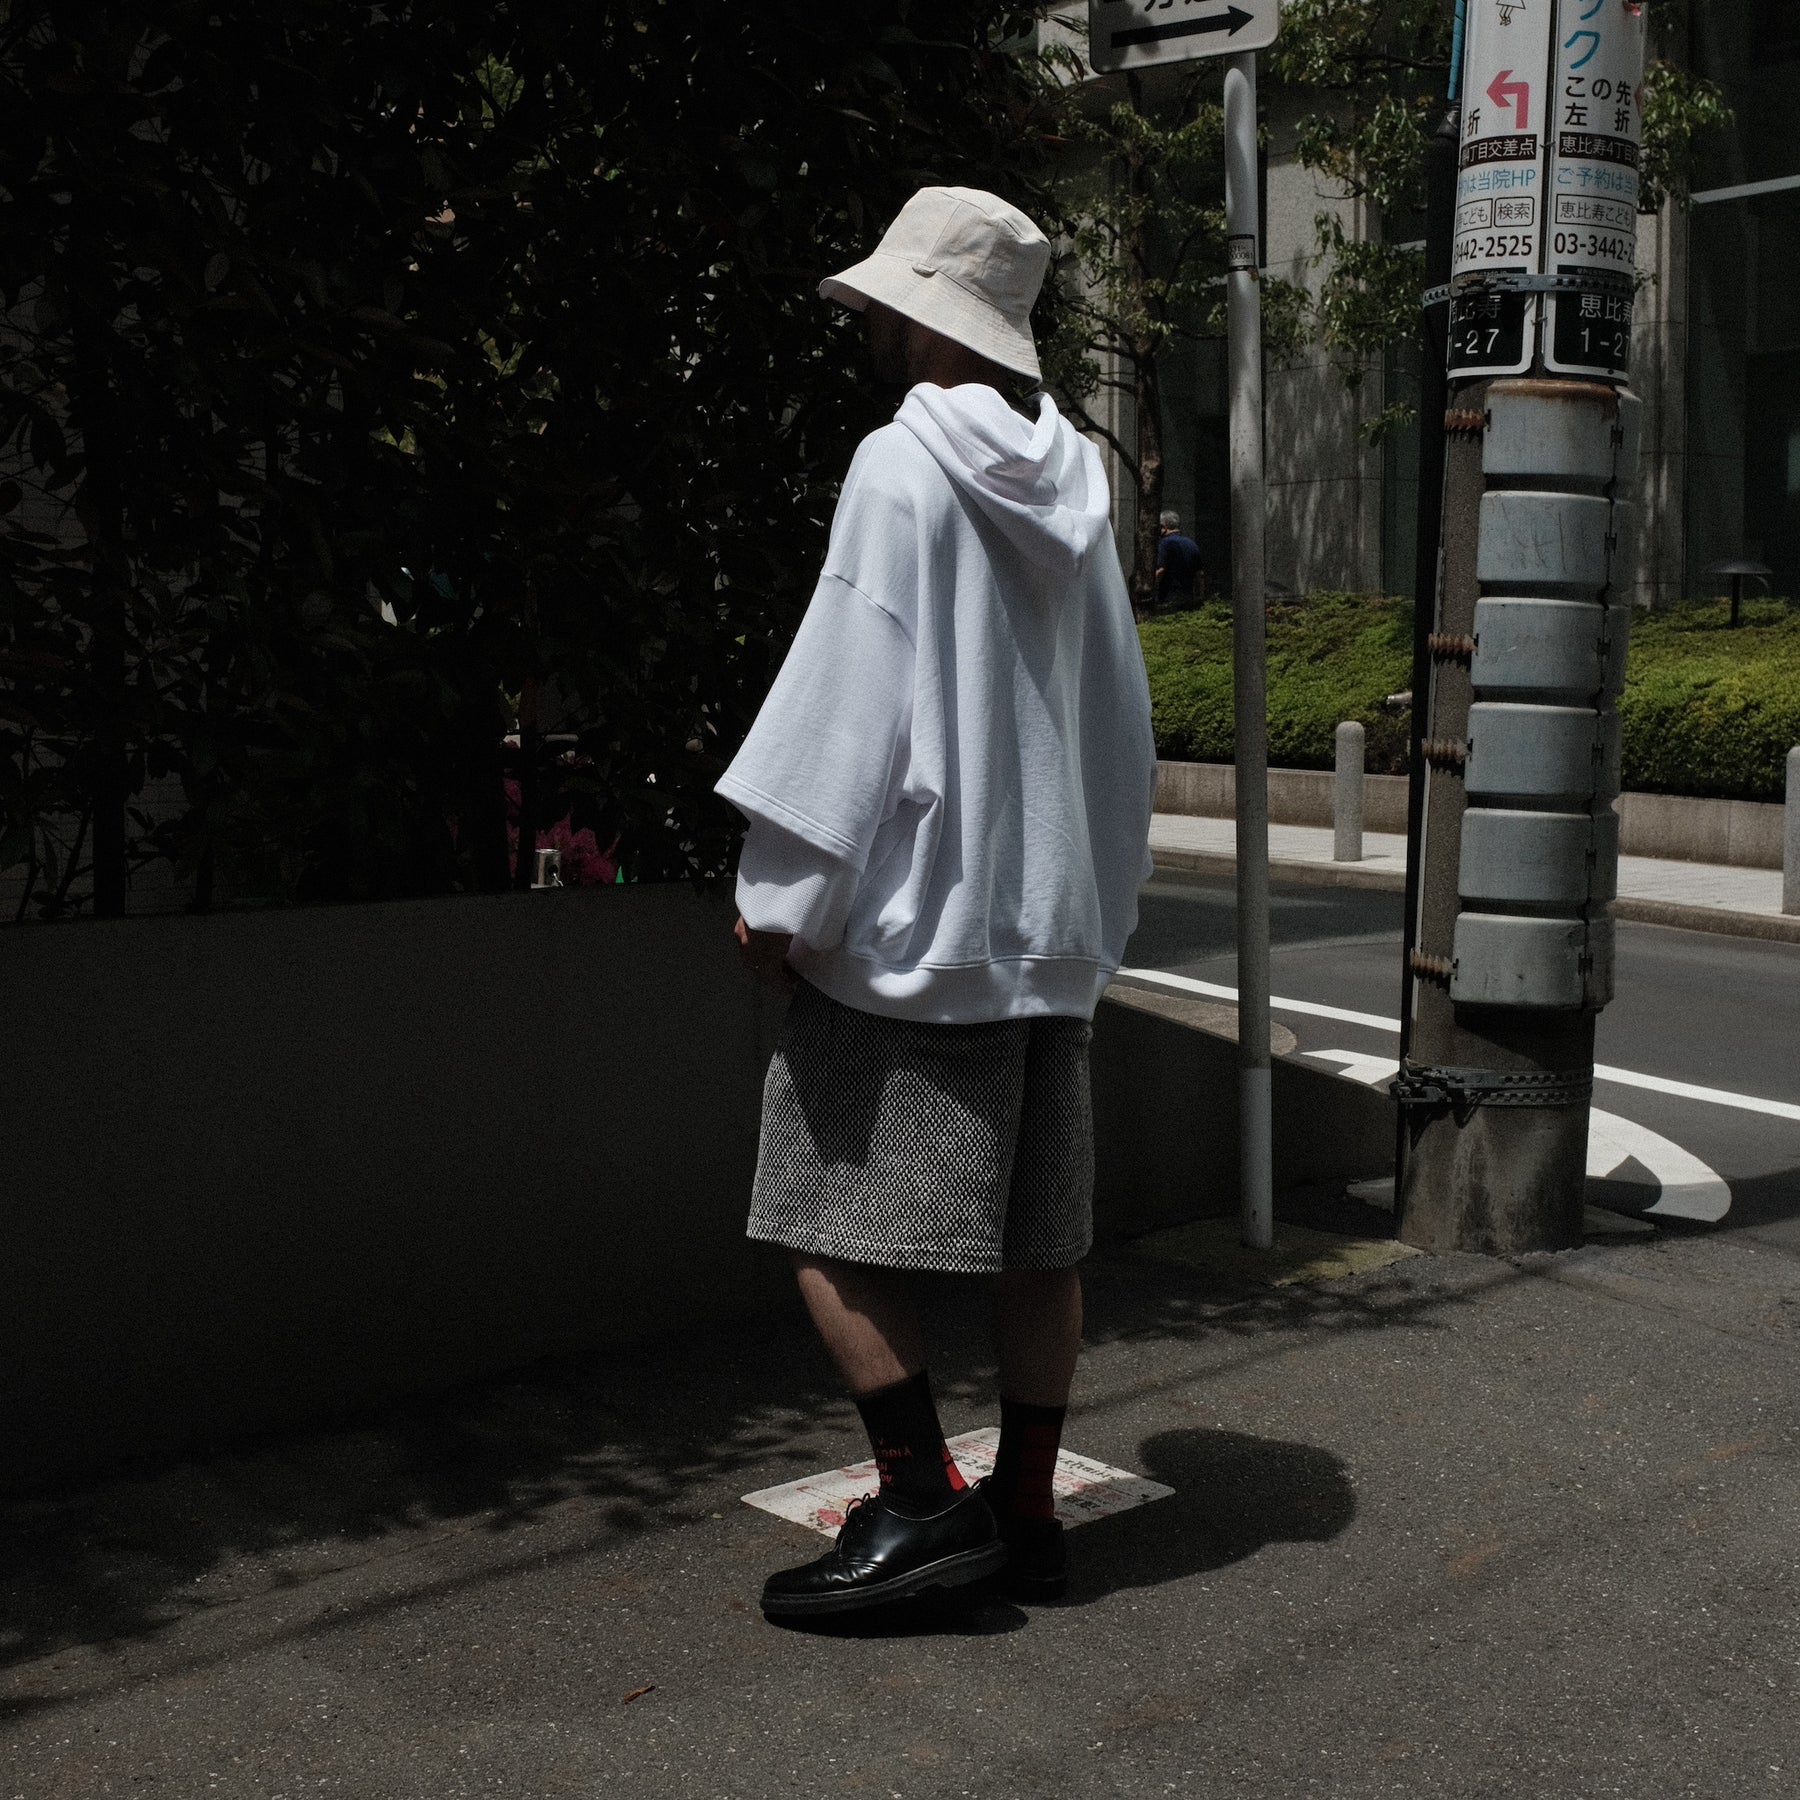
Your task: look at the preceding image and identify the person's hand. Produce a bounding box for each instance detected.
[734,915,798,991]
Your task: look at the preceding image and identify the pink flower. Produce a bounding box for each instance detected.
[502,771,620,884]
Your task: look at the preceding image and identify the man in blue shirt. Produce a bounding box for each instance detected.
[1155,510,1204,609]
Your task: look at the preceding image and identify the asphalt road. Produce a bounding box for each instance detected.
[4,874,1797,1800]
[1122,867,1800,1252]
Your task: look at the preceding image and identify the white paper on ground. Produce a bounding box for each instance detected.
[741,1426,1175,1538]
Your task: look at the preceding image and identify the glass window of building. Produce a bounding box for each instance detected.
[1686,2,1800,598]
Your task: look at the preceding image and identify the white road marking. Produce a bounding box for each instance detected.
[1114,967,1800,1123]
[1301,1049,1401,1091]
[1587,1066,1800,1123]
[1302,1049,1733,1224]
[1117,967,1398,1031]
[1588,1115,1734,1222]
[740,1428,1173,1537]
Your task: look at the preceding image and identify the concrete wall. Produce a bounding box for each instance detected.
[1155,761,1411,835]
[1614,790,1785,870]
[1092,987,1395,1244]
[1154,761,1786,869]
[0,887,1395,1496]
[2,888,791,1494]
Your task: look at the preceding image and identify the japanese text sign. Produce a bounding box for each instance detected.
[1451,0,1555,375]
[1449,0,1645,381]
[1545,0,1645,377]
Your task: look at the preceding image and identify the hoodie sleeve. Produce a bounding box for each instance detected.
[715,572,915,868]
[734,819,861,950]
[716,434,923,867]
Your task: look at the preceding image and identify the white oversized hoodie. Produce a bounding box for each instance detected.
[716,382,1157,1023]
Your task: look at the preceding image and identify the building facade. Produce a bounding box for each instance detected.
[1084,2,1798,609]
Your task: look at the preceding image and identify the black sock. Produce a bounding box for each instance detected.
[854,1370,967,1511]
[989,1397,1067,1523]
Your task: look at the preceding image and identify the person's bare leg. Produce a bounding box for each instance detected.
[994,1266,1083,1406]
[792,1252,925,1395]
[761,1252,998,1613]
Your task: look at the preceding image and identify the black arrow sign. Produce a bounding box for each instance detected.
[1111,6,1255,50]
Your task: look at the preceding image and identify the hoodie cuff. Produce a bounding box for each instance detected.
[736,818,860,951]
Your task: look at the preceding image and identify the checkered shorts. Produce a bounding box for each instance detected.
[747,981,1095,1274]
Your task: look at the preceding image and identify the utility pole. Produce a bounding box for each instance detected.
[1397,0,1647,1254]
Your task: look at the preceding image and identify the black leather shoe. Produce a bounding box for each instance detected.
[760,1487,1006,1617]
[974,1479,1067,1601]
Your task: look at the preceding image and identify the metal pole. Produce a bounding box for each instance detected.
[1334,721,1365,862]
[1397,96,1461,1109]
[1225,50,1272,1251]
[1784,745,1800,917]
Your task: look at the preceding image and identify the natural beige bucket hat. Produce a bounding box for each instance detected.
[819,186,1052,382]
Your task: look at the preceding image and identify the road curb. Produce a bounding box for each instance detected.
[1152,855,1800,943]
[1607,895,1800,946]
[1153,851,1406,892]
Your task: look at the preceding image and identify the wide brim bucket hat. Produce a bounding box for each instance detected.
[819,185,1051,382]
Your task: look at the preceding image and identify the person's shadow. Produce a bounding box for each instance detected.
[1063,1427,1355,1605]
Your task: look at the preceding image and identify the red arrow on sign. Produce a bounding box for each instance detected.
[1487,68,1530,130]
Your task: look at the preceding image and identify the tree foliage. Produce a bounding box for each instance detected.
[0,0,1055,916]
[1033,35,1309,609]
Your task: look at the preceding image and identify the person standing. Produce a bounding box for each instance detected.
[1155,509,1205,609]
[717,187,1156,1617]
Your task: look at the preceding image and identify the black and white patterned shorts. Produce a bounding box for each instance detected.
[748,981,1095,1275]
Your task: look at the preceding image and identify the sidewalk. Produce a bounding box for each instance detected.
[3,1222,1797,1798]
[1151,812,1800,943]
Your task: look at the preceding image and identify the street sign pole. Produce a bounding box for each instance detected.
[1223,50,1272,1250]
[1088,0,1280,1250]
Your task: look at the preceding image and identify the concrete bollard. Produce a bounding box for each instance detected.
[1334,720,1365,862]
[1785,746,1800,916]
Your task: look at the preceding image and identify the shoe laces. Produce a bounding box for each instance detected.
[835,1488,888,1542]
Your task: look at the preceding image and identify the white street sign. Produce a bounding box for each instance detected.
[1088,0,1281,74]
[1544,0,1647,377]
[1450,0,1556,375]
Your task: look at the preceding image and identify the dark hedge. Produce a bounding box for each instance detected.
[0,1,1055,915]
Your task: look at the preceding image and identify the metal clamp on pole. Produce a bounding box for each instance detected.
[1392,1063,1595,1125]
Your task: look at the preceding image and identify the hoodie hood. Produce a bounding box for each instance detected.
[895,383,1112,578]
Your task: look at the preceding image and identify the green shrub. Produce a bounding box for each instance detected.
[1142,593,1800,802]
[1140,592,1414,774]
[1617,600,1800,802]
